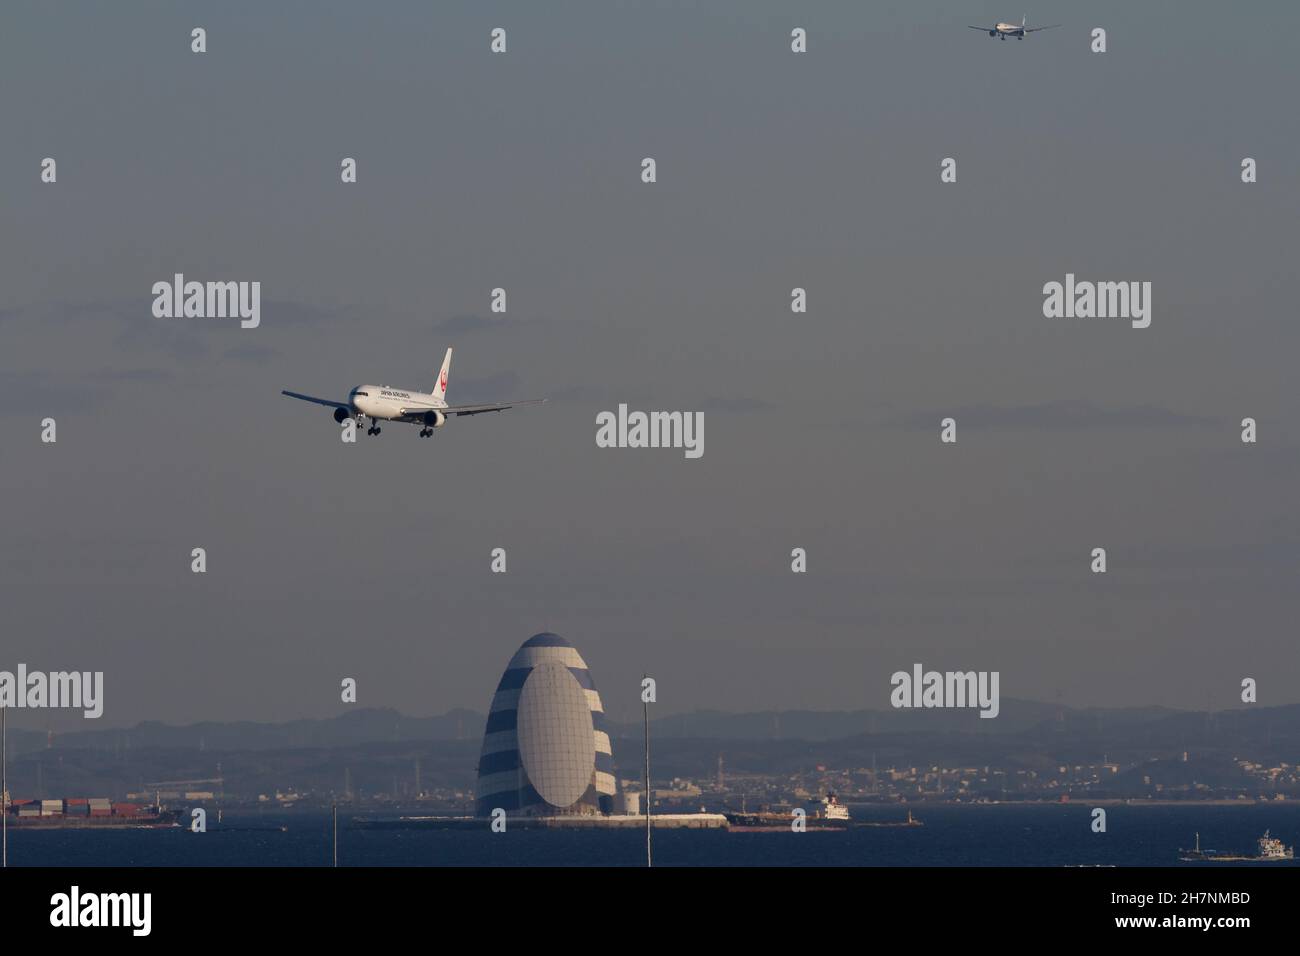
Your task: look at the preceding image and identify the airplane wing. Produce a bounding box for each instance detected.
[1025,24,1061,32]
[968,25,995,30]
[442,399,547,418]
[281,389,351,410]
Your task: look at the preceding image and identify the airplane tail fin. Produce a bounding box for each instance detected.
[1022,14,1027,28]
[433,347,452,401]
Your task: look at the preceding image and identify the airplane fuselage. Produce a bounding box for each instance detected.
[349,385,446,422]
[993,23,1026,36]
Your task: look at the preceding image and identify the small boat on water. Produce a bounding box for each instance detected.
[1180,830,1295,862]
[725,794,923,831]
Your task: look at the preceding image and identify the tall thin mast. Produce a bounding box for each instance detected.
[2,705,7,868]
[643,679,651,867]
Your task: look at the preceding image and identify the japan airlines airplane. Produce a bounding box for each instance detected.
[281,348,545,437]
[969,16,1059,39]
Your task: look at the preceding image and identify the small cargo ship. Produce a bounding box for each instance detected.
[1179,831,1295,862]
[726,800,842,831]
[3,797,181,829]
[726,793,881,831]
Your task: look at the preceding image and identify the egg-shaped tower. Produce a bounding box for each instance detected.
[475,632,617,817]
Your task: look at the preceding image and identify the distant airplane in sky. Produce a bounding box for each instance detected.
[282,348,545,437]
[969,16,1059,40]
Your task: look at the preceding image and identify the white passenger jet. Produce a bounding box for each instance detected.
[281,348,545,437]
[969,16,1059,40]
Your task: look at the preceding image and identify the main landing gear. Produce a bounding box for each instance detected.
[367,422,382,436]
[418,428,432,437]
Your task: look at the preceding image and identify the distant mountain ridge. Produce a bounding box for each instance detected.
[9,699,1298,757]
[607,700,1184,740]
[6,708,483,757]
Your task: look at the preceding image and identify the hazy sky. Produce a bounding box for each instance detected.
[4,1,1299,730]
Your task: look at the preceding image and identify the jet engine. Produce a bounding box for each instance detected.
[423,409,447,429]
[333,407,350,423]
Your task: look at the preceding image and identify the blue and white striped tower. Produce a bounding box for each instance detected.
[476,633,617,817]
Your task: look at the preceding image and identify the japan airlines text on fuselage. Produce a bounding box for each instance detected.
[280,347,545,438]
